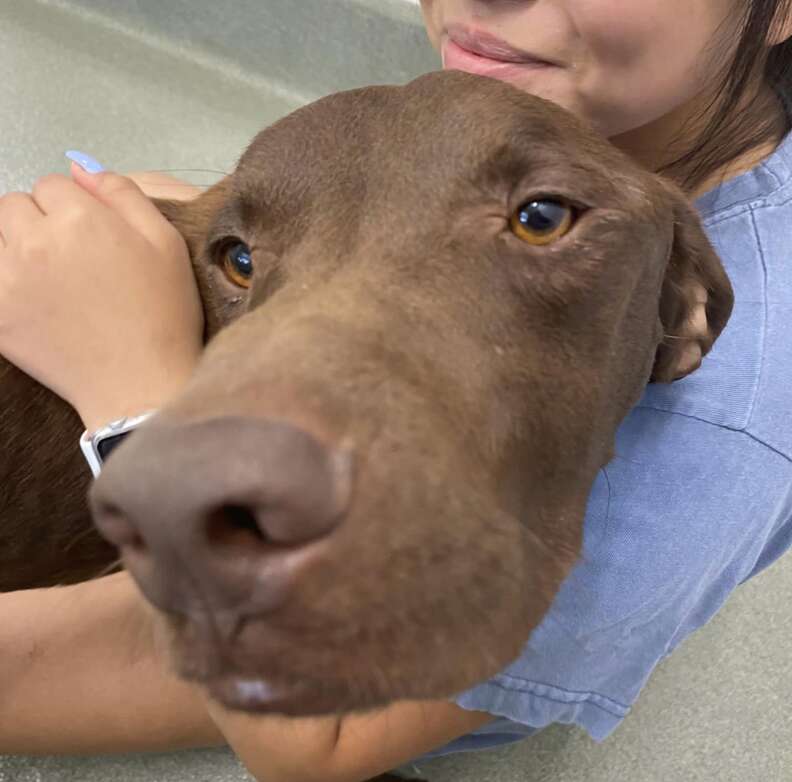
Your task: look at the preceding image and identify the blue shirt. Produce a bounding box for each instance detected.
[415,126,792,760]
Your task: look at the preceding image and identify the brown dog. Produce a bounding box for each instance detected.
[1,72,731,722]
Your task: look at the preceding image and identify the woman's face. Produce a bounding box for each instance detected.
[419,0,738,140]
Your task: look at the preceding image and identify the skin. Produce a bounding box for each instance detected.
[0,571,491,782]
[420,0,792,190]
[0,3,790,780]
[0,167,202,431]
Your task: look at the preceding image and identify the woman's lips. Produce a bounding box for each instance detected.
[447,25,558,64]
[441,29,560,86]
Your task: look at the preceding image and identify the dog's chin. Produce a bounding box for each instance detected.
[168,627,393,716]
[205,675,305,713]
[202,674,354,716]
[169,621,498,717]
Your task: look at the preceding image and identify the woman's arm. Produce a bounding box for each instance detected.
[0,571,492,781]
[213,698,494,782]
[0,573,223,755]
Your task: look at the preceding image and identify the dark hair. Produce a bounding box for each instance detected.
[662,0,792,191]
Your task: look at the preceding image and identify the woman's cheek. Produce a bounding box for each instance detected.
[418,0,443,49]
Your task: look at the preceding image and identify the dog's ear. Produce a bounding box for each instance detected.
[152,176,238,338]
[651,183,734,383]
[151,175,233,259]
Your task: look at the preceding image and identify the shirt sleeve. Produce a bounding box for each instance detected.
[419,406,792,759]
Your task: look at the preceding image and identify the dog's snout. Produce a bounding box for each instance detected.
[90,417,353,613]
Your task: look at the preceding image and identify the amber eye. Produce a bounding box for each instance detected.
[223,242,254,288]
[510,199,574,245]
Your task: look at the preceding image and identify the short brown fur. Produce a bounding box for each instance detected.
[1,74,732,727]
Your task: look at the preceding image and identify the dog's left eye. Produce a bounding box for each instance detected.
[223,242,254,288]
[510,199,574,246]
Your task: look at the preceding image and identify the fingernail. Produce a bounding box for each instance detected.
[66,150,105,174]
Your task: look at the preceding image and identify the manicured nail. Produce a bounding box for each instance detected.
[65,150,105,174]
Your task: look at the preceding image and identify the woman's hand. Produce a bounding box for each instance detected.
[0,162,203,430]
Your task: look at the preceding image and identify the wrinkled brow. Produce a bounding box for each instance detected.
[469,139,627,208]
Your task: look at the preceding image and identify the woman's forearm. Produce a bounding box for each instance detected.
[0,571,223,755]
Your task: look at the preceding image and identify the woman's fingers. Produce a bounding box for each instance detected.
[124,171,204,201]
[69,165,177,248]
[0,192,46,247]
[27,166,184,258]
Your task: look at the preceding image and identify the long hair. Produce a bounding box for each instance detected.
[662,0,792,191]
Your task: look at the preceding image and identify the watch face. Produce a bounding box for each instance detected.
[96,432,129,462]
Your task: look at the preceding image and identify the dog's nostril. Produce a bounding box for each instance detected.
[95,502,146,551]
[224,505,267,541]
[206,505,271,549]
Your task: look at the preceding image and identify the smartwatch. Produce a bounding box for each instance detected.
[79,411,155,478]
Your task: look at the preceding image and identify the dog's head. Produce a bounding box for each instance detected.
[92,71,732,716]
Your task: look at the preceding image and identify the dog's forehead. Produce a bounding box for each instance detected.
[233,71,652,218]
[248,75,590,164]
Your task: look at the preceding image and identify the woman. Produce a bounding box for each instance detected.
[0,1,790,780]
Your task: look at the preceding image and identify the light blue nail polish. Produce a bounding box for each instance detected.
[65,150,105,174]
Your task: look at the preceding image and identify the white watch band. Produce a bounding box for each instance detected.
[79,411,156,478]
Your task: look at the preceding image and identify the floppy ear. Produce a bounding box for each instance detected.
[151,175,232,259]
[152,176,237,338]
[651,185,734,383]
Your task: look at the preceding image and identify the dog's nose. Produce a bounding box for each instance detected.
[90,417,353,615]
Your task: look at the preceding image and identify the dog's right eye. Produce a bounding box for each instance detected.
[510,199,575,246]
[223,242,254,288]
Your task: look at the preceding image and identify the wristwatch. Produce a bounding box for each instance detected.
[79,411,155,478]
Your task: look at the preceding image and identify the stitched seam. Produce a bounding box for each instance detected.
[483,676,630,717]
[759,160,783,190]
[698,162,792,220]
[762,190,792,209]
[745,206,769,432]
[598,465,614,542]
[602,466,612,531]
[632,406,792,464]
[703,207,753,227]
[702,188,792,225]
[634,405,743,431]
[737,430,792,464]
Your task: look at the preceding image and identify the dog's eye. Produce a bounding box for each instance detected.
[223,242,254,288]
[510,200,574,245]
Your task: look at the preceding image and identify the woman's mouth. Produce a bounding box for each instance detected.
[442,26,560,85]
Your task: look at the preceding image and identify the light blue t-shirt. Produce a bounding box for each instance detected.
[416,126,792,760]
